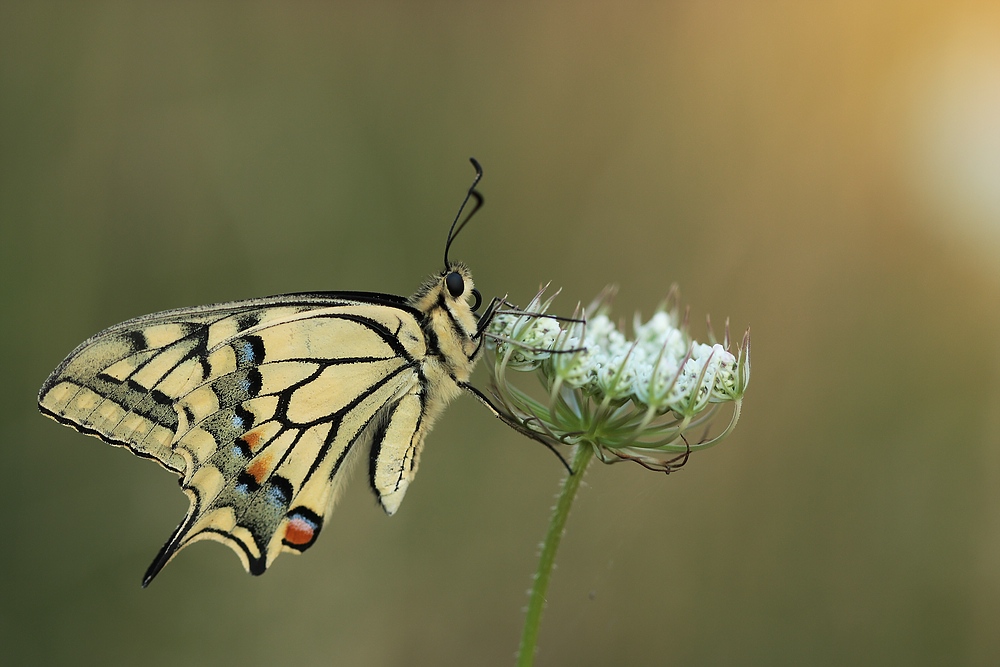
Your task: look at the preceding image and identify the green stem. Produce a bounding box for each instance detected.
[516,443,595,666]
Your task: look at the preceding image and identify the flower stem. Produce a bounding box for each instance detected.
[517,443,595,666]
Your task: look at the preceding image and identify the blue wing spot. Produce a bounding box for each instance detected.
[240,342,255,363]
[235,471,260,494]
[231,406,255,432]
[234,336,266,367]
[266,477,293,507]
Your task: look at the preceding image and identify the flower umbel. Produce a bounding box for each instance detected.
[494,285,752,666]
[486,286,750,472]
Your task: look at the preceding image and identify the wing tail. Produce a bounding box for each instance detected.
[142,513,196,587]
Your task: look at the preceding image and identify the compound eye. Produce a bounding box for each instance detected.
[470,288,482,312]
[445,271,464,298]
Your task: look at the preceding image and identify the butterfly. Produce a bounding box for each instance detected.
[38,159,521,586]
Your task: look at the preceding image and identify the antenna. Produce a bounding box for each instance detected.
[443,157,485,269]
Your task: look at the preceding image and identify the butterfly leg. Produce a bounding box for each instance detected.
[473,296,504,339]
[458,381,572,473]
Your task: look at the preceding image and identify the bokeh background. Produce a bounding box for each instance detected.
[3,2,1000,665]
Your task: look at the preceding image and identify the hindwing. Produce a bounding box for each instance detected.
[38,292,438,582]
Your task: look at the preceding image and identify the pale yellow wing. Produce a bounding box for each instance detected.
[38,292,434,583]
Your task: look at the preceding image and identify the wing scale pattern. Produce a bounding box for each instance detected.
[38,293,437,583]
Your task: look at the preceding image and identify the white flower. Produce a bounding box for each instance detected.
[488,295,565,370]
[485,286,750,473]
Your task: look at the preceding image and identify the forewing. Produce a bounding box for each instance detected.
[38,293,429,582]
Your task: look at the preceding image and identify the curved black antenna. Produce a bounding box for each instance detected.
[443,157,485,270]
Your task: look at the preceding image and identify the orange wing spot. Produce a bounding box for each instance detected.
[284,517,316,546]
[242,430,262,450]
[246,454,273,483]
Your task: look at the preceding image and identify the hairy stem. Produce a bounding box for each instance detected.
[517,443,595,666]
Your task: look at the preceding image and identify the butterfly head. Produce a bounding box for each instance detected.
[445,265,483,313]
[410,262,480,315]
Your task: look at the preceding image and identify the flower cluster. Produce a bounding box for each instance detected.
[485,286,750,472]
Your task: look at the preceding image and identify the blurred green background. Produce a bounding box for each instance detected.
[3,2,1000,665]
